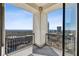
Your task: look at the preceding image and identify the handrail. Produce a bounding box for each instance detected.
[46,32,75,55]
[5,34,34,55]
[45,33,62,50]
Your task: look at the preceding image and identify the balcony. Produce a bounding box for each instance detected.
[0,3,77,56]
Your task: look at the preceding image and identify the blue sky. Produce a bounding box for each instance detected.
[48,8,63,30]
[65,4,76,30]
[5,3,33,30]
[5,3,76,30]
[48,4,76,30]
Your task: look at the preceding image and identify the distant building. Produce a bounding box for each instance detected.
[57,26,61,33]
[48,22,49,32]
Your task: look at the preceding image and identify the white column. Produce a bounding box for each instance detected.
[33,11,48,47]
[33,12,41,47]
[40,12,48,46]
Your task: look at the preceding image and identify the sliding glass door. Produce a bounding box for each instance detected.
[64,3,77,56]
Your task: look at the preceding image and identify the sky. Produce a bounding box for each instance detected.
[48,3,76,30]
[5,3,76,30]
[65,4,76,30]
[48,8,63,30]
[5,3,33,30]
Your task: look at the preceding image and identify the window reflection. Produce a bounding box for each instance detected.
[65,3,77,56]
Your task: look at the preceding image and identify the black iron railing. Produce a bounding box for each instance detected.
[5,34,34,54]
[46,33,62,50]
[46,32,75,55]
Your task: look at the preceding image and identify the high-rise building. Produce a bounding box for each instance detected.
[48,22,49,32]
[57,26,61,33]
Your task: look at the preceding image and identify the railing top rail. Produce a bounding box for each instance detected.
[46,33,62,35]
[6,35,33,39]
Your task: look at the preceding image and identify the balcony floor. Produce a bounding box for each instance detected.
[32,45,59,56]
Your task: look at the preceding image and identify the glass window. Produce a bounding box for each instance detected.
[65,3,77,56]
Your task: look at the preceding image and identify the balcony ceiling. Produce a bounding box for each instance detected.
[35,3,49,7]
[27,3,56,10]
[13,3,62,14]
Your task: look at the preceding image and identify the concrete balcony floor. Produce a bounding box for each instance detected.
[7,45,60,56]
[31,45,72,56]
[6,45,73,56]
[30,45,59,56]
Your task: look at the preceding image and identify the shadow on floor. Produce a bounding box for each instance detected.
[33,45,59,56]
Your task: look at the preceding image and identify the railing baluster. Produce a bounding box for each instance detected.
[5,34,33,55]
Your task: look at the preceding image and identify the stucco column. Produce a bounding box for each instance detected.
[40,12,48,46]
[33,12,41,47]
[33,7,48,47]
